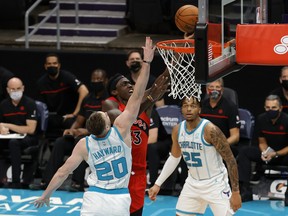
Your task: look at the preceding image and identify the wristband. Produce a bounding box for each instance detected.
[143,60,151,64]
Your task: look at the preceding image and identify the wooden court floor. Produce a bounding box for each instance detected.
[0,188,287,215]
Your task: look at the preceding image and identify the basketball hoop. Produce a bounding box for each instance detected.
[156,39,202,101]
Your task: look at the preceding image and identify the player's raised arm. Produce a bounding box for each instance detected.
[115,37,155,128]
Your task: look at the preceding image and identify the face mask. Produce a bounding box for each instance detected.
[281,80,288,90]
[129,61,141,73]
[266,110,279,119]
[90,82,105,93]
[46,66,58,76]
[10,91,23,101]
[208,90,221,100]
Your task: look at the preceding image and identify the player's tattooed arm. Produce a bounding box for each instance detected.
[205,123,240,192]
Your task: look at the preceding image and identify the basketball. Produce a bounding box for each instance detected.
[175,5,198,34]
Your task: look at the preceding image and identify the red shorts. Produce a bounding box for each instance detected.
[129,173,146,213]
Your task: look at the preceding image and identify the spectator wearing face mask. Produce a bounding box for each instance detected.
[125,50,165,107]
[30,69,109,191]
[36,53,89,137]
[270,66,288,114]
[200,78,240,157]
[0,77,38,188]
[237,94,288,204]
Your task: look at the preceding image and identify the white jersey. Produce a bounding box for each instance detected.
[178,119,227,180]
[85,126,132,190]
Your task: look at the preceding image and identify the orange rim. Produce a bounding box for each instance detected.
[156,39,195,54]
[156,39,224,54]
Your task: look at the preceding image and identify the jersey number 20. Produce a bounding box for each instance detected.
[95,157,128,180]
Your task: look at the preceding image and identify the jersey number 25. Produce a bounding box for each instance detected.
[183,152,203,167]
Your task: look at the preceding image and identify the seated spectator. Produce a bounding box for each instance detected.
[200,78,240,156]
[0,66,14,102]
[0,77,38,188]
[36,53,89,137]
[238,95,288,205]
[30,69,109,190]
[270,66,288,114]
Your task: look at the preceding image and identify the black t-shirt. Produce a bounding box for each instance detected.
[254,112,288,151]
[0,95,37,133]
[36,70,83,115]
[270,87,288,114]
[200,97,240,138]
[78,92,109,120]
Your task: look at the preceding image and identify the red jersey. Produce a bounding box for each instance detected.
[106,96,149,173]
[106,96,150,213]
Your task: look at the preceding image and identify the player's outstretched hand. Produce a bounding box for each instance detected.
[32,196,50,208]
[148,184,161,201]
[142,36,156,64]
[148,69,170,103]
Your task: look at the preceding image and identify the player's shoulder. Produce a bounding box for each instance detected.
[102,96,119,108]
[172,121,182,134]
[202,119,217,131]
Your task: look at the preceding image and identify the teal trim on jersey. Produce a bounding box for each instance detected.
[113,126,124,142]
[91,127,112,141]
[176,209,204,215]
[85,136,90,153]
[177,121,183,141]
[88,186,129,194]
[184,119,204,135]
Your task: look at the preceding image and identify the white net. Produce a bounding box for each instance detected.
[157,40,202,101]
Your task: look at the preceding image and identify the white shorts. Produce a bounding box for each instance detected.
[176,171,233,216]
[81,187,131,216]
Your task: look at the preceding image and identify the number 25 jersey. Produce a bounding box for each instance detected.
[178,118,227,181]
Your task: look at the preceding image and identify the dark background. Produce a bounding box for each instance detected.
[0,48,283,117]
[0,0,287,118]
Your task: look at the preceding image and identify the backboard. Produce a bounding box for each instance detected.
[194,0,268,84]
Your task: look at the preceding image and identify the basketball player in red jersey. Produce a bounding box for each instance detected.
[102,71,169,216]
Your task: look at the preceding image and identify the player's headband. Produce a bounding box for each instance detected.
[107,73,125,95]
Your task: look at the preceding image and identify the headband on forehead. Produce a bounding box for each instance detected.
[107,73,125,95]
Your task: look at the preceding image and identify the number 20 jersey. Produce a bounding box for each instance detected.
[85,127,132,189]
[178,118,227,181]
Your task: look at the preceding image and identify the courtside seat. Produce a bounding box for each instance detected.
[238,108,255,147]
[20,100,49,179]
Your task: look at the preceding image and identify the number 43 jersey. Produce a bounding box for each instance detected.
[178,119,227,181]
[85,126,132,189]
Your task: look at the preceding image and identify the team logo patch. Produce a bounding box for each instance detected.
[221,188,232,199]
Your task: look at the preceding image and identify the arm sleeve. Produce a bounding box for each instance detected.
[155,154,181,187]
